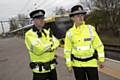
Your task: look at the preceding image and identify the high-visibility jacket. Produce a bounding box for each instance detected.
[25,25,59,73]
[64,22,105,67]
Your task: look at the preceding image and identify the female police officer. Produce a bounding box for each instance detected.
[64,5,105,80]
[25,9,59,80]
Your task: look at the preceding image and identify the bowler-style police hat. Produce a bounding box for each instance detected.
[29,9,45,19]
[69,5,87,17]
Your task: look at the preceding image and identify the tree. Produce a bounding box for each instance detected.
[79,0,95,11]
[93,0,120,36]
[83,0,120,36]
[54,7,70,15]
[9,14,30,37]
[9,18,18,31]
[9,14,30,31]
[17,14,30,27]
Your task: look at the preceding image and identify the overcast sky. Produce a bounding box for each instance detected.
[0,0,80,33]
[0,0,80,20]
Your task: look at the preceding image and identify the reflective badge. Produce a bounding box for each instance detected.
[84,38,92,41]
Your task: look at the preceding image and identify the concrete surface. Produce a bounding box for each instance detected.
[0,37,120,80]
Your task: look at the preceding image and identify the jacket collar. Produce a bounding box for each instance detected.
[73,21,85,29]
[32,25,47,38]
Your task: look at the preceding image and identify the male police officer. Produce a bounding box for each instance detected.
[25,9,59,80]
[64,5,105,80]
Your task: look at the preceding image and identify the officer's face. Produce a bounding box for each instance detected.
[33,18,45,27]
[72,14,84,25]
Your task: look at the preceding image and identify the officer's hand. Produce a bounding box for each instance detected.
[46,48,52,52]
[46,42,55,52]
[67,67,73,73]
[45,42,52,51]
[99,62,104,69]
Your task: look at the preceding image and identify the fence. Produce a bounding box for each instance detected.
[0,21,10,34]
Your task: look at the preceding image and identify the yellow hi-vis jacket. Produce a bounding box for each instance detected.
[25,27,59,73]
[64,22,105,68]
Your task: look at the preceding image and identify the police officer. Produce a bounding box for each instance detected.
[25,9,59,80]
[64,5,105,80]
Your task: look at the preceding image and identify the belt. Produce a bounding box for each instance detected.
[71,53,97,62]
[29,59,57,71]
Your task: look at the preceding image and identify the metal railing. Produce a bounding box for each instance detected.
[104,43,120,52]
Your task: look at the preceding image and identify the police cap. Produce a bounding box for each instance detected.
[29,9,45,19]
[69,5,86,17]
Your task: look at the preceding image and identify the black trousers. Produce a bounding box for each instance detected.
[73,67,99,80]
[33,69,57,80]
